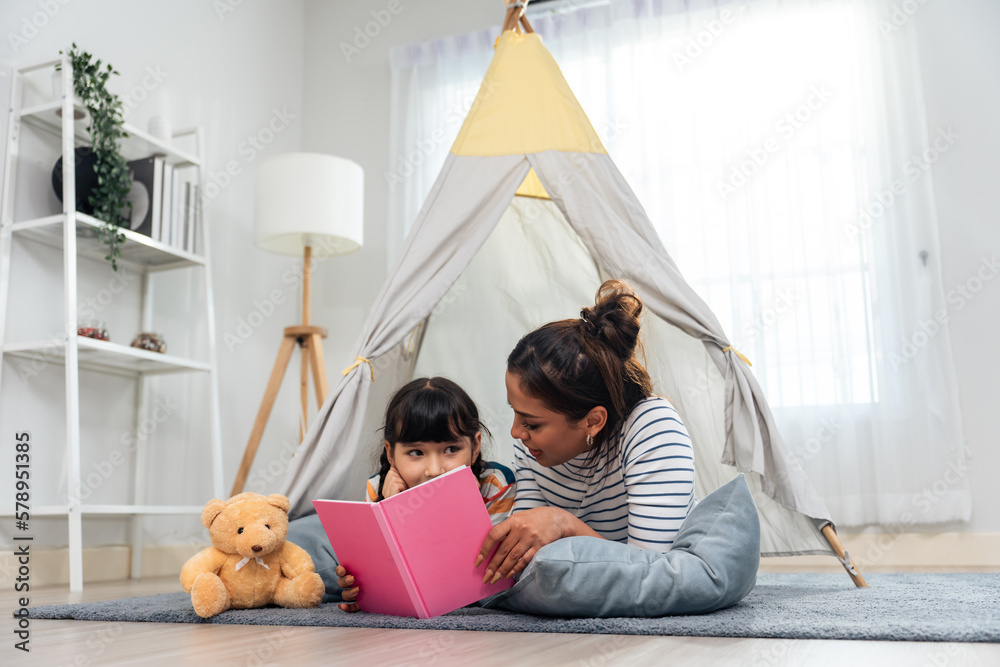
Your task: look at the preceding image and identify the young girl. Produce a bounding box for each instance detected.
[476,279,696,584]
[309,376,515,612]
[362,377,514,510]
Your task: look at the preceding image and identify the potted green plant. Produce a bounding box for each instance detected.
[56,43,131,271]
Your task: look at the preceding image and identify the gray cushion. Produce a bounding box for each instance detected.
[286,513,346,604]
[481,474,760,617]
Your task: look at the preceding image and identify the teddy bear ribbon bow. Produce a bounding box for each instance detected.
[235,556,270,572]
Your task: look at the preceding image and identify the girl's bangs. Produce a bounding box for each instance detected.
[392,389,467,444]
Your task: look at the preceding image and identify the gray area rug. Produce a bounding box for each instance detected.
[28,573,1000,642]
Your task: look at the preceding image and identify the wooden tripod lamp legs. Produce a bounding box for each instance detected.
[230,336,296,497]
[230,244,329,498]
[307,332,329,407]
[822,524,869,588]
[229,327,329,497]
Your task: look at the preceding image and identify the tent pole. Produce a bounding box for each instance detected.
[502,8,520,33]
[822,524,869,588]
[502,0,528,33]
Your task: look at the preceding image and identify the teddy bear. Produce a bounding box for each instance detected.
[180,492,324,618]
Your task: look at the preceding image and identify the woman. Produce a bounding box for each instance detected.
[476,279,696,583]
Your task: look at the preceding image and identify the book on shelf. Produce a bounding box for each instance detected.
[122,155,202,253]
[181,182,190,252]
[161,163,173,246]
[190,182,202,256]
[311,466,513,619]
[183,182,200,253]
[124,156,164,240]
[172,166,184,249]
[166,165,199,252]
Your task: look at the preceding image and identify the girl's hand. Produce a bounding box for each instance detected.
[475,507,600,583]
[382,465,408,498]
[335,565,360,612]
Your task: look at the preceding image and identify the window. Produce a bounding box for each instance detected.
[389,0,970,525]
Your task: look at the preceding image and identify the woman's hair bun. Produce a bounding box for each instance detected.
[508,278,653,466]
[580,279,643,360]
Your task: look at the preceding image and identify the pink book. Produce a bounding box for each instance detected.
[312,466,514,618]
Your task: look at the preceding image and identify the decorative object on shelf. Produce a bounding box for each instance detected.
[56,42,132,271]
[147,116,172,151]
[77,320,109,341]
[130,331,167,354]
[230,152,364,496]
[52,149,150,234]
[52,146,100,216]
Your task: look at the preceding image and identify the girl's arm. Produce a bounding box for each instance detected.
[482,464,517,526]
[620,399,695,551]
[365,466,408,503]
[381,466,407,498]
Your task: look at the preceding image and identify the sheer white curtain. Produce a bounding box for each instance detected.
[386,0,970,527]
[386,29,498,261]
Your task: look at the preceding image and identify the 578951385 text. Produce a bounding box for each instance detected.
[13,430,32,653]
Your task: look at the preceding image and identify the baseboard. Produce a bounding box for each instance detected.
[759,532,1000,572]
[0,542,209,588]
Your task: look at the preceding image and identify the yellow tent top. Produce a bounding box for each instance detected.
[450,31,608,161]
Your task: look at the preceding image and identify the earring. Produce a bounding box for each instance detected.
[586,433,594,448]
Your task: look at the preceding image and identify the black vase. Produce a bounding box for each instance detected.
[52,146,100,216]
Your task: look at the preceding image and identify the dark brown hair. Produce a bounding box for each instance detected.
[375,377,489,500]
[506,279,653,468]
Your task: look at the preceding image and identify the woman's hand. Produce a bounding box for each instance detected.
[335,565,360,612]
[381,466,408,499]
[475,507,600,583]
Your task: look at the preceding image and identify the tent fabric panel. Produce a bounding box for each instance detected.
[282,154,531,517]
[411,194,827,555]
[414,195,603,446]
[637,308,827,553]
[282,26,838,558]
[528,150,833,524]
[450,32,607,157]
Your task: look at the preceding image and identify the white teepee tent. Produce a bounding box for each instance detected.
[279,6,865,585]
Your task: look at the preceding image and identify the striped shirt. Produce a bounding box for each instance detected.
[365,461,516,526]
[511,397,695,552]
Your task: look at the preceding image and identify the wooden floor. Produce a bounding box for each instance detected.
[4,572,999,666]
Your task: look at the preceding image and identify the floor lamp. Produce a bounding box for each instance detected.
[230,153,364,497]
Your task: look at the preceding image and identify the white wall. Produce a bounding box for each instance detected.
[915,0,1000,534]
[0,0,306,550]
[301,0,1000,535]
[299,0,499,360]
[0,0,995,555]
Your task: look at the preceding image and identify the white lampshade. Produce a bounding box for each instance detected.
[254,152,364,257]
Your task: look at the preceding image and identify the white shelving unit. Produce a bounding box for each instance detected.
[0,54,224,591]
